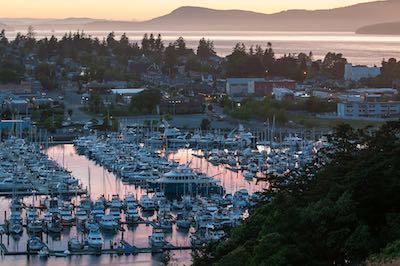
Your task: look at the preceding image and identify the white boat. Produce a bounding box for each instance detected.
[0,178,32,191]
[125,207,140,223]
[91,209,105,220]
[28,237,44,251]
[9,222,23,234]
[110,194,123,209]
[128,170,159,182]
[205,229,226,242]
[93,199,106,210]
[123,193,137,209]
[45,198,61,214]
[147,135,163,145]
[227,157,237,166]
[109,208,121,221]
[172,200,184,210]
[169,134,189,145]
[38,246,49,258]
[176,212,191,229]
[68,237,84,251]
[148,228,165,247]
[9,209,22,224]
[153,191,166,200]
[75,207,88,223]
[157,218,172,231]
[46,215,63,233]
[54,250,71,257]
[243,171,254,180]
[79,196,93,211]
[120,165,137,180]
[148,164,224,196]
[43,211,52,223]
[85,218,100,232]
[26,206,38,223]
[27,220,43,233]
[60,207,74,224]
[11,197,23,210]
[283,136,303,147]
[86,230,103,250]
[99,215,119,230]
[190,234,205,246]
[139,195,156,211]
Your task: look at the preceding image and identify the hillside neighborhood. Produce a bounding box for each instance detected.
[0,29,399,137]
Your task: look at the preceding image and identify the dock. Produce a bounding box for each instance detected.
[0,189,87,197]
[0,239,193,257]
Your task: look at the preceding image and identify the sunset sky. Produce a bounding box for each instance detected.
[0,0,377,21]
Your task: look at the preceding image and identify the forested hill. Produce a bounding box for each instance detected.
[193,121,400,265]
[3,0,400,32]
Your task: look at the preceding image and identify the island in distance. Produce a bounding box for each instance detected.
[356,21,400,35]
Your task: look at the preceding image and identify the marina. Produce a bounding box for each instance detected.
[0,124,329,264]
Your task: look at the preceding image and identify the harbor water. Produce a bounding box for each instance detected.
[0,144,268,265]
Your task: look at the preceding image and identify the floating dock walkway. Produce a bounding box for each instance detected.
[0,240,193,257]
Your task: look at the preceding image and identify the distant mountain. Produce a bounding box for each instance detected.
[137,1,400,31]
[0,17,103,30]
[2,0,400,32]
[356,21,400,35]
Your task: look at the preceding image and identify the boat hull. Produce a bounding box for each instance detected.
[149,183,224,197]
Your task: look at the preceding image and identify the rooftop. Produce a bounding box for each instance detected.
[111,88,145,95]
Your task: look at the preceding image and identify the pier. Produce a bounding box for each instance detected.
[0,239,193,257]
[0,189,87,197]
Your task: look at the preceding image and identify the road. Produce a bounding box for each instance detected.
[47,89,98,124]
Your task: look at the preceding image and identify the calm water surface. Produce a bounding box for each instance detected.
[5,30,400,65]
[0,144,267,266]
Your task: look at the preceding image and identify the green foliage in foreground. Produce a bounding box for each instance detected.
[193,121,400,265]
[369,240,400,264]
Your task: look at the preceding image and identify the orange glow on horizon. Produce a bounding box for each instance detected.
[0,0,377,21]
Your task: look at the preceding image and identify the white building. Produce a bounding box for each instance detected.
[312,90,334,100]
[337,88,398,102]
[226,78,265,96]
[348,88,397,95]
[337,101,400,119]
[273,88,294,101]
[111,88,145,104]
[344,64,380,81]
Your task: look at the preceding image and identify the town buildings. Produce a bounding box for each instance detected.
[111,88,146,105]
[337,89,400,119]
[337,100,400,119]
[226,78,297,98]
[344,63,380,81]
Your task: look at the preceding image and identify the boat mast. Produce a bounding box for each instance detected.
[88,166,91,199]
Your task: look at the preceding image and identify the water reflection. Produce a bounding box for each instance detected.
[46,144,149,200]
[46,144,268,198]
[0,144,269,265]
[167,148,268,194]
[4,31,400,65]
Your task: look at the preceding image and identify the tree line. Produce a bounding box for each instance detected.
[1,28,398,87]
